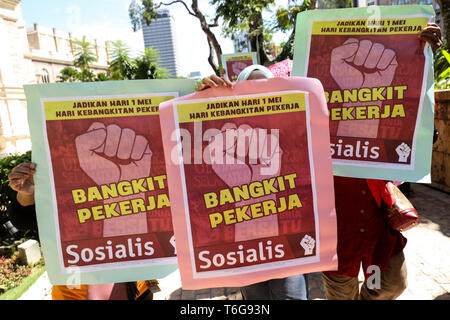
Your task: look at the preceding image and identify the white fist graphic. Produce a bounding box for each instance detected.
[300,234,316,256]
[170,235,177,255]
[331,38,398,90]
[331,39,398,139]
[396,142,411,163]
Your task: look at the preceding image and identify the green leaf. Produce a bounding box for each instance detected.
[437,66,450,81]
[442,49,450,64]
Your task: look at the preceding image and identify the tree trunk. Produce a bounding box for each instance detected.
[437,0,450,46]
[249,12,270,65]
[272,26,297,63]
[191,0,223,75]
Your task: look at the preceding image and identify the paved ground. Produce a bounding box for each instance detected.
[18,183,449,300]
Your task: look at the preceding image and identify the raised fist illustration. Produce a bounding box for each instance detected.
[205,123,282,241]
[396,142,411,163]
[231,61,248,77]
[331,38,398,90]
[75,122,152,185]
[331,39,398,139]
[75,122,153,236]
[300,234,315,256]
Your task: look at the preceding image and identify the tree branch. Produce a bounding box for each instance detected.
[208,15,220,28]
[156,0,196,17]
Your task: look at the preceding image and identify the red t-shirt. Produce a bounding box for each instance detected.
[324,176,407,279]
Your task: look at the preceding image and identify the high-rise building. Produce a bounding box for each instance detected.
[142,9,180,78]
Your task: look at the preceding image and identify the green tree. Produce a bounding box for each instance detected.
[132,48,169,79]
[435,40,449,78]
[318,0,353,8]
[94,72,111,82]
[271,0,314,62]
[72,36,98,70]
[57,66,79,82]
[109,40,134,80]
[58,36,103,82]
[213,0,275,65]
[435,40,450,89]
[76,68,96,82]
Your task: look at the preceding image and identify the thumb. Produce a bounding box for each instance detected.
[331,39,359,62]
[75,128,106,153]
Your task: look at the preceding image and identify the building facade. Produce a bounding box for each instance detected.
[142,9,181,78]
[0,0,110,156]
[27,23,110,84]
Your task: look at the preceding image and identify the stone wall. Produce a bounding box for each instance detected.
[432,90,450,193]
[0,0,35,156]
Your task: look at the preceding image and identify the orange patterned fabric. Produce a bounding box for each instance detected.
[51,285,88,300]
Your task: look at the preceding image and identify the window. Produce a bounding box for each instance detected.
[368,1,375,6]
[40,68,50,83]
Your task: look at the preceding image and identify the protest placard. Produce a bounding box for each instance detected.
[292,5,436,182]
[221,52,258,82]
[159,77,337,289]
[24,79,195,285]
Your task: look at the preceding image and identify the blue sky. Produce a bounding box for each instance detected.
[19,0,288,77]
[21,0,144,51]
[21,0,133,34]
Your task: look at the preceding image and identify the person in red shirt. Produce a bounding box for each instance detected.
[321,177,408,299]
[321,23,443,300]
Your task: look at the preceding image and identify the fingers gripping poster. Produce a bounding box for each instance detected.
[24,80,195,285]
[292,5,436,182]
[159,77,337,289]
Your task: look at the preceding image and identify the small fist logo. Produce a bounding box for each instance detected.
[396,142,411,163]
[170,235,177,255]
[300,234,315,256]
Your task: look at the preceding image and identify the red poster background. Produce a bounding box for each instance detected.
[307,34,426,164]
[45,115,175,267]
[179,111,316,273]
